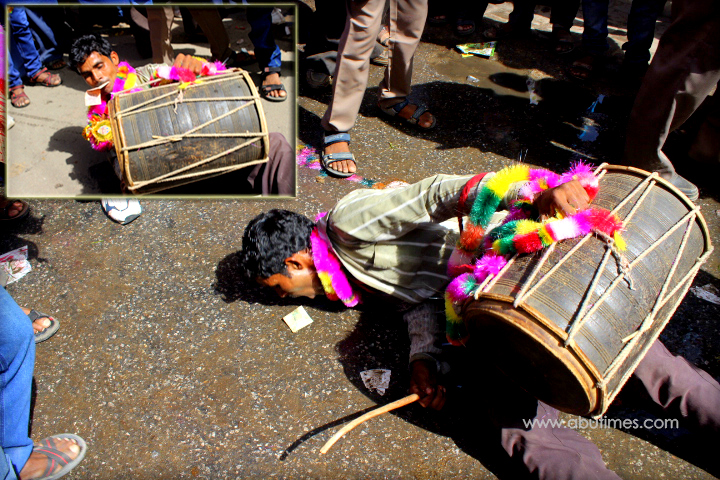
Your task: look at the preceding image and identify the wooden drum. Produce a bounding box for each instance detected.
[108,69,269,194]
[461,164,712,417]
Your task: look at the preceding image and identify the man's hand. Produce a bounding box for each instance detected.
[409,359,446,410]
[534,179,590,219]
[173,53,204,75]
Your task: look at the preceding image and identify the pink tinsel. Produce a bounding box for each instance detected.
[310,224,360,307]
[473,253,507,281]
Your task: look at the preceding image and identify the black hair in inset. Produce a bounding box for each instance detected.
[70,34,113,73]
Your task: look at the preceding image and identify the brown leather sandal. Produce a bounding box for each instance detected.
[28,67,62,87]
[9,85,30,108]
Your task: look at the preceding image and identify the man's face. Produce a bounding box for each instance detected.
[77,51,120,95]
[256,251,324,299]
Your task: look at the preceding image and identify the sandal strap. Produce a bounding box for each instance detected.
[389,98,410,115]
[30,67,50,81]
[261,84,285,92]
[262,66,282,77]
[28,309,51,322]
[411,104,428,121]
[323,132,351,147]
[322,152,355,164]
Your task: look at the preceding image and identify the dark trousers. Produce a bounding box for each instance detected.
[624,0,720,177]
[476,340,720,479]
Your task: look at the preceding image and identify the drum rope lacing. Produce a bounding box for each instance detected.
[112,70,269,191]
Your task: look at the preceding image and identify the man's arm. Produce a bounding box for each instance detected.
[405,302,447,410]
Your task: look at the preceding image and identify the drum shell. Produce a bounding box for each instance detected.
[461,166,711,417]
[109,70,268,194]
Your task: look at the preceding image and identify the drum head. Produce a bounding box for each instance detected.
[462,299,600,416]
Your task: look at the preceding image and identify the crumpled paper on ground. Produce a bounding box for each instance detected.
[0,246,31,287]
[360,369,391,396]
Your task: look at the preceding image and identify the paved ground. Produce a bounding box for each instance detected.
[2,2,720,479]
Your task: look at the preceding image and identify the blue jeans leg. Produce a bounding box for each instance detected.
[581,0,609,55]
[9,7,44,79]
[247,9,282,70]
[624,0,665,65]
[0,288,34,476]
[24,8,60,66]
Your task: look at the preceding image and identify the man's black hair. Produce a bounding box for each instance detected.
[239,209,314,280]
[70,34,113,73]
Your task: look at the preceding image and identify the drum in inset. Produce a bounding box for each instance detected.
[460,164,712,417]
[108,69,269,194]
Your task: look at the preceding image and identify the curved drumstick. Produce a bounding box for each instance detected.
[319,393,420,454]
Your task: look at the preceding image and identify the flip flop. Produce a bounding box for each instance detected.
[379,98,437,130]
[260,66,287,103]
[29,434,87,480]
[27,309,60,343]
[321,132,357,178]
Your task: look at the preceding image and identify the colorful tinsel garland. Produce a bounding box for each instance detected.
[311,213,361,307]
[83,60,227,151]
[83,62,141,151]
[445,162,626,345]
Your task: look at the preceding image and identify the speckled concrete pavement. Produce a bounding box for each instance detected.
[2,2,720,479]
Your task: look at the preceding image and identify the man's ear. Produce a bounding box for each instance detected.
[285,250,313,271]
[110,51,120,65]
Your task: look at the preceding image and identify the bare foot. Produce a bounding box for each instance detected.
[0,199,28,220]
[19,437,82,480]
[323,141,356,175]
[395,103,435,129]
[20,307,53,335]
[262,72,286,100]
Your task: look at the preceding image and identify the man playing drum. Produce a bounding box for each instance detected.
[68,34,295,196]
[239,167,720,479]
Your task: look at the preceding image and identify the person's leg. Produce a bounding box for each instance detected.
[633,341,720,434]
[623,0,666,68]
[244,132,295,196]
[551,0,581,31]
[580,0,609,55]
[8,7,44,79]
[320,0,387,175]
[377,0,435,128]
[499,402,622,480]
[507,0,536,31]
[246,8,285,100]
[24,8,62,68]
[624,0,720,196]
[0,287,35,475]
[550,0,580,53]
[187,8,232,62]
[147,6,174,65]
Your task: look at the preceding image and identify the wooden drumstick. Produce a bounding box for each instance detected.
[319,393,420,454]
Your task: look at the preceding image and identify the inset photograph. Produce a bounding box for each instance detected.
[6,4,296,197]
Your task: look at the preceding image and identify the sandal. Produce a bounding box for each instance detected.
[456,18,476,36]
[224,48,256,68]
[428,14,448,25]
[569,54,599,81]
[0,199,30,221]
[379,98,437,130]
[377,26,391,47]
[9,85,31,108]
[28,67,62,87]
[552,27,575,55]
[260,66,287,103]
[46,58,67,70]
[23,434,87,480]
[321,132,357,178]
[27,309,60,343]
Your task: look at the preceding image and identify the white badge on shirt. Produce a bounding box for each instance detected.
[84,81,109,106]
